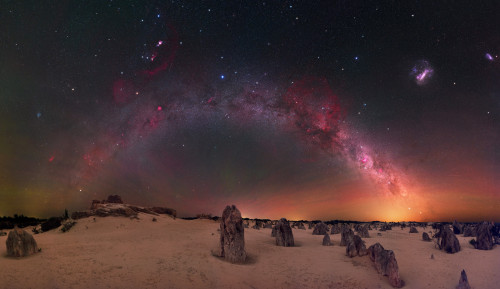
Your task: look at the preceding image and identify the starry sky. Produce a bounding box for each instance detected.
[1,1,499,221]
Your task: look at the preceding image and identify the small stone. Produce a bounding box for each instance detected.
[456,269,472,289]
[322,233,332,246]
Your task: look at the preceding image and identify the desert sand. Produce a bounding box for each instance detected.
[1,214,499,289]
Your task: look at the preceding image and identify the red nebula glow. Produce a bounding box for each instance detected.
[48,156,55,162]
[283,77,343,150]
[157,106,162,111]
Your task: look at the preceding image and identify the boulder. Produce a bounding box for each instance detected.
[463,225,476,237]
[368,243,405,288]
[475,221,493,250]
[358,224,370,238]
[275,218,294,247]
[456,269,472,289]
[409,226,418,233]
[439,226,461,253]
[452,220,463,234]
[6,228,38,257]
[322,233,332,246]
[216,205,246,263]
[271,225,278,237]
[106,195,123,204]
[346,235,367,257]
[331,223,342,234]
[340,228,354,246]
[297,222,306,230]
[312,222,328,235]
[422,232,432,242]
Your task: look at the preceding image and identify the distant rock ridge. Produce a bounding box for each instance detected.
[71,195,176,219]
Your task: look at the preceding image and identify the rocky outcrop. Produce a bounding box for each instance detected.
[439,226,461,253]
[106,195,123,204]
[322,233,332,246]
[275,218,294,247]
[214,205,246,263]
[452,220,463,234]
[456,269,471,289]
[340,228,354,246]
[358,224,370,238]
[346,235,368,257]
[297,222,306,230]
[72,195,176,219]
[475,221,493,250]
[331,223,341,234]
[368,243,405,288]
[463,225,476,237]
[271,225,278,237]
[409,226,418,233]
[422,232,432,242]
[6,228,38,257]
[312,222,328,235]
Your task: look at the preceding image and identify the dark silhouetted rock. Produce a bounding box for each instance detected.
[368,243,404,288]
[41,217,62,232]
[61,220,77,233]
[243,223,249,228]
[463,225,476,237]
[452,220,463,235]
[297,222,306,230]
[440,226,461,254]
[409,226,418,233]
[346,235,367,257]
[275,218,294,247]
[422,232,432,242]
[358,224,370,238]
[377,232,382,236]
[216,205,246,263]
[0,231,6,236]
[6,228,38,257]
[323,233,332,246]
[308,222,314,229]
[313,222,328,235]
[271,225,278,237]
[148,207,177,218]
[106,195,123,204]
[263,222,273,229]
[331,223,341,234]
[456,269,471,289]
[95,204,137,218]
[252,224,260,230]
[475,221,493,250]
[340,228,354,246]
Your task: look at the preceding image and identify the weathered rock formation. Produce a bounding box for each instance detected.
[456,269,472,289]
[297,222,306,230]
[475,221,493,250]
[463,225,476,237]
[340,228,354,246]
[322,233,332,246]
[275,218,294,247]
[422,232,432,242]
[6,228,38,257]
[215,205,246,263]
[312,222,328,235]
[331,223,342,234]
[358,224,370,238]
[439,226,461,253]
[368,243,405,288]
[271,225,278,237]
[72,195,176,219]
[409,226,418,233]
[452,220,464,234]
[346,235,368,257]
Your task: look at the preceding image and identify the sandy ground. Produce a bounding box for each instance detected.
[0,215,499,289]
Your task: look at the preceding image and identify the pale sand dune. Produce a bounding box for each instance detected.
[1,216,499,289]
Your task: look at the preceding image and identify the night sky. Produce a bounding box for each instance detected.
[1,1,499,221]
